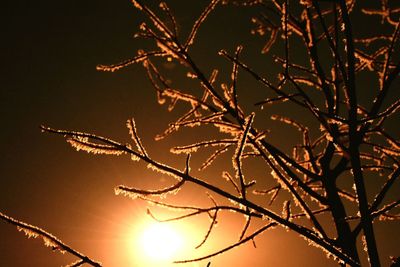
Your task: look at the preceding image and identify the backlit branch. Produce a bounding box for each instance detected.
[0,212,101,267]
[26,0,400,266]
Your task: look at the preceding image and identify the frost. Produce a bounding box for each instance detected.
[131,154,140,161]
[299,0,312,7]
[185,0,220,48]
[147,163,180,180]
[187,72,197,79]
[156,40,179,59]
[17,227,39,239]
[126,118,147,157]
[115,187,140,199]
[67,138,124,156]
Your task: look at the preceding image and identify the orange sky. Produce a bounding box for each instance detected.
[1,1,399,266]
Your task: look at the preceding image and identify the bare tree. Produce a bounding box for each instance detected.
[1,0,399,266]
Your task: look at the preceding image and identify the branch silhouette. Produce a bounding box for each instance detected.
[2,0,399,266]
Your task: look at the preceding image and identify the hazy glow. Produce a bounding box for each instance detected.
[127,219,195,267]
[139,222,183,262]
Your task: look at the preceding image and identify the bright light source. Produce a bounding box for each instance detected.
[126,217,204,267]
[137,222,184,264]
[129,220,188,267]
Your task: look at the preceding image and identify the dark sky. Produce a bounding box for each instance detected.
[0,1,399,267]
[1,1,164,266]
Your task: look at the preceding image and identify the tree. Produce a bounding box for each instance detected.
[1,0,399,266]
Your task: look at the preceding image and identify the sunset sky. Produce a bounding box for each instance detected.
[1,1,399,266]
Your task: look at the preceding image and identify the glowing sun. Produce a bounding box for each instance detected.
[138,222,184,263]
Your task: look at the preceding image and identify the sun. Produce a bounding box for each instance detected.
[134,221,185,265]
[140,222,183,261]
[127,217,204,266]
